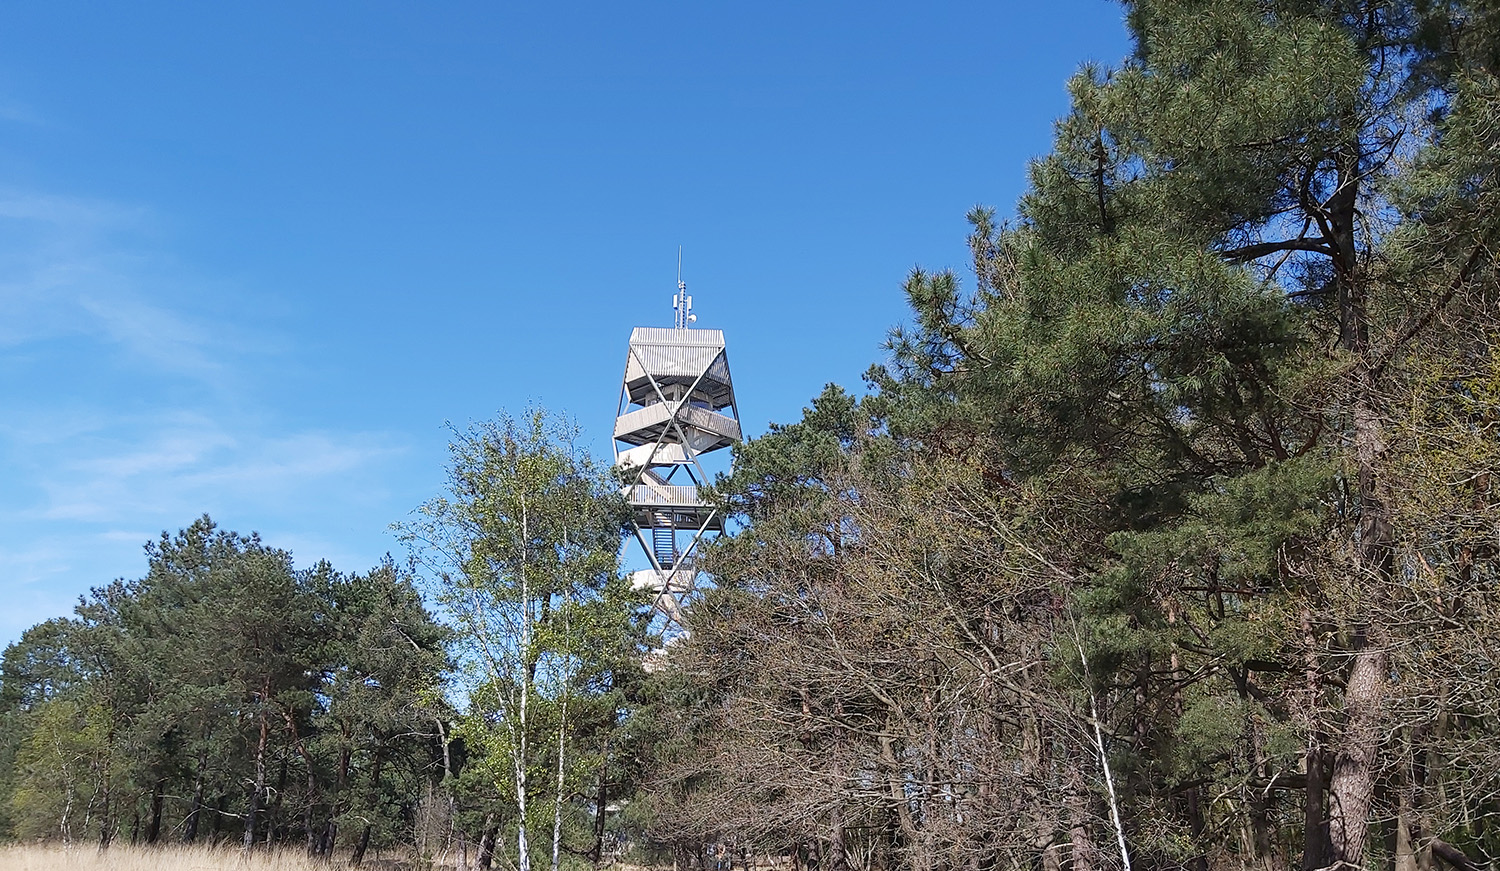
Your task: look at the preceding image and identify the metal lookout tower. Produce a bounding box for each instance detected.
[613,271,741,626]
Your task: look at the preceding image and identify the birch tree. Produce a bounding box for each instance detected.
[397,410,629,871]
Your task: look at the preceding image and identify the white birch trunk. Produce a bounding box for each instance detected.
[514,500,532,871]
[551,691,568,871]
[1075,631,1131,871]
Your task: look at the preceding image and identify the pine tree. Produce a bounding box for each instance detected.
[880,1,1500,868]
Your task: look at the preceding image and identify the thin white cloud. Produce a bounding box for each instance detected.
[0,539,77,589]
[76,294,224,376]
[1,407,411,643]
[0,189,245,382]
[0,187,411,647]
[183,431,398,489]
[30,412,401,523]
[0,406,112,446]
[97,529,155,544]
[0,533,145,640]
[0,192,151,346]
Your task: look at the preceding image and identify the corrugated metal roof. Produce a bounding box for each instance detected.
[629,327,725,347]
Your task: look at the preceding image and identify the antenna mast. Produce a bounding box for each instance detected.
[672,247,694,329]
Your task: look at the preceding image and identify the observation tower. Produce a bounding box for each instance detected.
[613,275,740,626]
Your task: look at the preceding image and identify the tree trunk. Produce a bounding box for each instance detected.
[319,819,338,860]
[266,754,288,847]
[1185,787,1208,871]
[98,788,113,849]
[352,824,373,868]
[1325,144,1394,871]
[479,814,499,870]
[1066,767,1098,871]
[1041,842,1065,871]
[590,752,609,870]
[878,732,918,849]
[363,749,385,861]
[1394,781,1417,871]
[244,703,270,851]
[146,778,164,844]
[184,746,207,843]
[1429,839,1481,871]
[516,745,532,871]
[552,701,568,871]
[1243,700,1283,871]
[1303,610,1328,871]
[514,508,534,871]
[97,721,115,850]
[1329,389,1389,871]
[304,768,319,854]
[826,806,849,871]
[1327,629,1387,871]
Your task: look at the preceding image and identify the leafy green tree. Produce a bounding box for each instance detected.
[124,518,322,850]
[313,558,450,864]
[7,697,113,843]
[396,409,639,871]
[0,618,86,840]
[0,517,450,854]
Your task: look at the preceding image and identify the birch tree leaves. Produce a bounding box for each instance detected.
[397,410,645,871]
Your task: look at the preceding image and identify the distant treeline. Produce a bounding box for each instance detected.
[0,518,448,858]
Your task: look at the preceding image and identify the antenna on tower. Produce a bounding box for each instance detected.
[672,246,695,329]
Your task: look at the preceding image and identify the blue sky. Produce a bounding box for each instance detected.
[0,2,1129,645]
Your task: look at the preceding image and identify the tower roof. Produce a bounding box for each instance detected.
[622,327,733,408]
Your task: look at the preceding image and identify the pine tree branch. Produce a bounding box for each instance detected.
[1429,838,1483,871]
[1372,228,1496,381]
[1220,238,1336,263]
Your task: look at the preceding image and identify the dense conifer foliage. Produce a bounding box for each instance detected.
[0,518,449,856]
[642,1,1500,870]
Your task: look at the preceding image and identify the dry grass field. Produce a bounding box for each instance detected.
[0,844,387,871]
[0,846,695,871]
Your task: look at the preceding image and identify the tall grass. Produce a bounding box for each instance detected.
[0,843,398,871]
